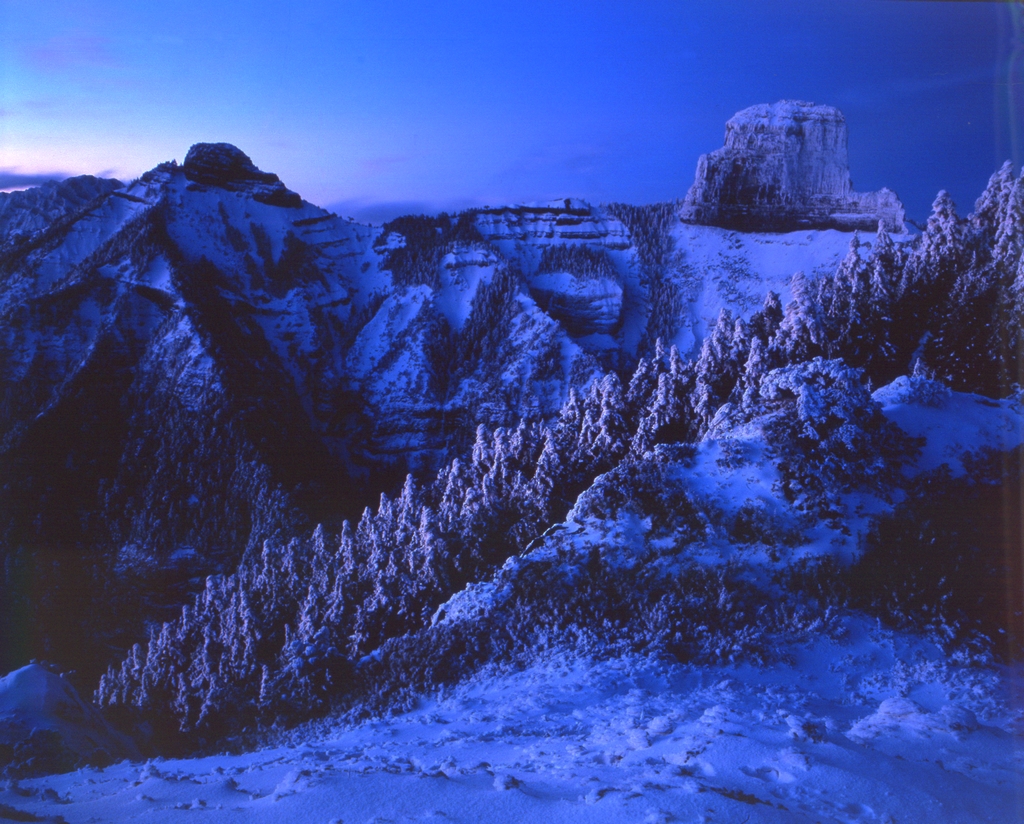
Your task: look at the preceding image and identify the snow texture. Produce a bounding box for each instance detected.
[3,634,1021,823]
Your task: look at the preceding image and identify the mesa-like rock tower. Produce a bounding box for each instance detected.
[680,101,905,233]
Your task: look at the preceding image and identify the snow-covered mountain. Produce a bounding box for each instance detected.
[0,140,874,643]
[2,101,1023,823]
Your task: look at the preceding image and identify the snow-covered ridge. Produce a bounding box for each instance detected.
[435,375,1024,629]
[0,175,123,243]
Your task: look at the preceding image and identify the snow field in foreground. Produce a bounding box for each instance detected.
[4,617,1023,824]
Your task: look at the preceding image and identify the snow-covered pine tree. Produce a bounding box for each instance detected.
[639,364,696,447]
[590,373,629,468]
[748,291,783,346]
[470,424,493,477]
[992,168,1024,274]
[926,264,1009,395]
[625,356,658,421]
[770,271,823,367]
[892,191,967,368]
[868,228,897,320]
[740,336,767,410]
[972,160,1015,240]
[695,309,742,432]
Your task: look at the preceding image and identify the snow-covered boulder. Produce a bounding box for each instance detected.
[681,101,906,233]
[0,664,138,776]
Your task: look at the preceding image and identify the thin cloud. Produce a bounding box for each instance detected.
[0,170,69,190]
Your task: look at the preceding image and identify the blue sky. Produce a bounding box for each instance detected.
[0,0,1018,222]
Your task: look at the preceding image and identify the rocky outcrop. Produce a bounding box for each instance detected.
[528,272,623,336]
[183,142,302,208]
[474,199,632,248]
[680,101,905,233]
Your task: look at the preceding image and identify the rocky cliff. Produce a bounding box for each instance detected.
[680,101,906,233]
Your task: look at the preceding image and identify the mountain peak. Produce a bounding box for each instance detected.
[680,100,905,233]
[183,143,277,186]
[181,142,302,208]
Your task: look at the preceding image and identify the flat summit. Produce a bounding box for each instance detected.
[681,100,906,233]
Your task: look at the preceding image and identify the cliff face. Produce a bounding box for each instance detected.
[680,101,905,233]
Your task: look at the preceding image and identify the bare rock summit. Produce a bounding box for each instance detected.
[680,101,905,233]
[183,142,302,208]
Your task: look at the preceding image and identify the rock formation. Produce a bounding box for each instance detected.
[680,101,905,233]
[528,271,623,337]
[183,142,302,208]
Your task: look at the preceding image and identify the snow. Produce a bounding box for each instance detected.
[348,288,429,380]
[875,378,1024,476]
[25,194,148,295]
[3,160,1022,824]
[436,245,500,329]
[0,665,138,764]
[664,224,911,356]
[4,625,1022,823]
[473,200,904,360]
[138,255,173,291]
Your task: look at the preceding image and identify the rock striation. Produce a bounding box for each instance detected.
[183,142,302,208]
[680,101,905,233]
[528,272,623,337]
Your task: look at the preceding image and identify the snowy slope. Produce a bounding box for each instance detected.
[874,376,1024,476]
[0,176,123,244]
[0,665,138,770]
[436,376,1024,632]
[4,629,1021,823]
[664,223,912,356]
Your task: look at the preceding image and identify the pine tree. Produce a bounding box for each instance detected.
[640,366,694,446]
[626,356,657,420]
[740,336,767,410]
[531,429,565,519]
[591,373,629,466]
[901,191,965,301]
[471,424,492,475]
[926,265,1005,395]
[771,271,823,366]
[849,227,901,382]
[972,160,1014,240]
[748,291,783,345]
[695,309,741,431]
[993,170,1024,274]
[554,389,582,453]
